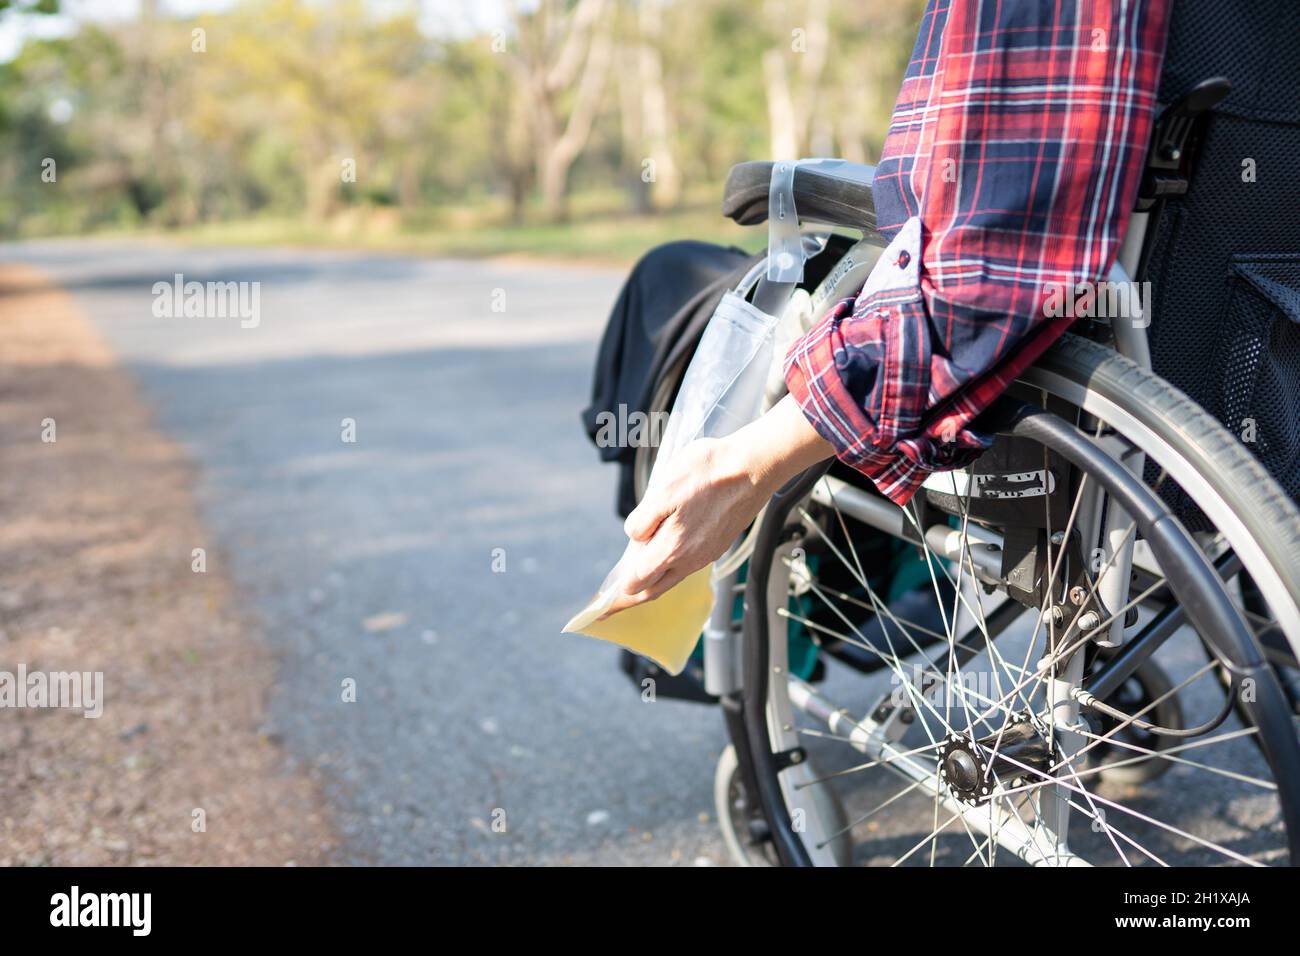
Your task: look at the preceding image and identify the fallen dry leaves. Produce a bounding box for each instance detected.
[0,264,337,865]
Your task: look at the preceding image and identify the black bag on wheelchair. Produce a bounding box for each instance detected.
[580,240,754,518]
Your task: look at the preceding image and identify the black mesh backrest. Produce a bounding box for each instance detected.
[1157,0,1300,122]
[1141,0,1300,523]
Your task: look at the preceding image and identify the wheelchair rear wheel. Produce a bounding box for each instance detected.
[733,334,1300,866]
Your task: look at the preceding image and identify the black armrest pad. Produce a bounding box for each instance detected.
[722,159,877,232]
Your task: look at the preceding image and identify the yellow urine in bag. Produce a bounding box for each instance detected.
[563,566,715,676]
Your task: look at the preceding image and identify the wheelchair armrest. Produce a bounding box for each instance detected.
[722,159,877,232]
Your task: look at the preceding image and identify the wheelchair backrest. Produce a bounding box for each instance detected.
[1140,0,1300,518]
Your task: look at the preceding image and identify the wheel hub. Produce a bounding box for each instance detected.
[938,717,1057,805]
[942,746,983,793]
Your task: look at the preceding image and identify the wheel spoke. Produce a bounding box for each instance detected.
[748,385,1295,867]
[1072,727,1276,790]
[810,489,997,731]
[1056,660,1220,771]
[892,811,962,867]
[970,730,1268,865]
[814,777,930,851]
[992,726,1261,799]
[792,738,947,789]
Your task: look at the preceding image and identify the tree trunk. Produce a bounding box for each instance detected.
[511,0,612,224]
[397,154,421,212]
[306,155,339,223]
[616,39,651,214]
[835,95,869,165]
[763,49,798,160]
[763,0,831,160]
[636,0,681,210]
[540,148,571,222]
[508,174,529,224]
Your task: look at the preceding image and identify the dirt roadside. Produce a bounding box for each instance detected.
[0,263,337,865]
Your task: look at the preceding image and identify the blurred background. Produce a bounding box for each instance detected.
[0,0,920,866]
[1,0,919,261]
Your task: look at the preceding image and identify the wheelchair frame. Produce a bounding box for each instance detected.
[683,171,1300,865]
[699,177,1162,700]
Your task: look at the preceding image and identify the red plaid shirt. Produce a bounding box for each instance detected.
[784,0,1171,504]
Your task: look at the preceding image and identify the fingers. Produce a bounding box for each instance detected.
[622,536,673,595]
[598,567,681,619]
[636,571,678,602]
[623,486,669,542]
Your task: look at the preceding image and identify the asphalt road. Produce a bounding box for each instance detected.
[4,238,1284,867]
[5,238,729,865]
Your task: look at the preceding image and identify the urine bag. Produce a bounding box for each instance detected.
[563,290,789,675]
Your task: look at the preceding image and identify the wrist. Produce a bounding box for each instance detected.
[713,429,777,496]
[720,395,834,496]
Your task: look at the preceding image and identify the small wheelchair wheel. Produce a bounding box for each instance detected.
[714,743,852,866]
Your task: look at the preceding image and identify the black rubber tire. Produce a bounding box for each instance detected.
[733,332,1300,866]
[1033,334,1300,621]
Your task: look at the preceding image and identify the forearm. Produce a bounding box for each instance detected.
[721,393,834,498]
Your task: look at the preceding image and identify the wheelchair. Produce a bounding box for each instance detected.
[625,0,1300,866]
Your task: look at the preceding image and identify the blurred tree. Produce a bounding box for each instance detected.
[211,0,436,222]
[440,34,533,223]
[0,0,923,239]
[507,0,613,222]
[622,0,680,212]
[761,0,830,160]
[0,0,60,15]
[823,0,925,162]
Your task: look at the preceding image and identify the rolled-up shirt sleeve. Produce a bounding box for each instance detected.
[784,0,1171,505]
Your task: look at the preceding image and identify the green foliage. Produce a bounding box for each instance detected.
[0,0,62,16]
[0,0,918,247]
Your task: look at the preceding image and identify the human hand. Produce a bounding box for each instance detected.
[602,395,833,616]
